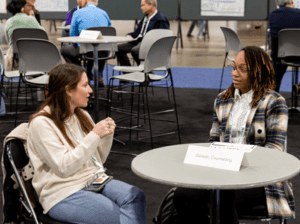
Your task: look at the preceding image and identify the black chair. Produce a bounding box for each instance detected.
[3,138,70,224]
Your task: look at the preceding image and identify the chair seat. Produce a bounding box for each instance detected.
[4,70,20,79]
[112,72,145,83]
[25,74,49,85]
[113,64,144,73]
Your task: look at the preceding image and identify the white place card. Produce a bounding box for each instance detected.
[79,30,103,40]
[184,145,248,171]
[209,142,256,153]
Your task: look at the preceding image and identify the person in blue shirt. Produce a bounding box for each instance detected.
[117,0,170,67]
[269,0,300,92]
[60,0,111,81]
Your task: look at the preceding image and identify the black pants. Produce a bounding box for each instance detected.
[116,39,142,66]
[60,44,107,80]
[173,187,267,224]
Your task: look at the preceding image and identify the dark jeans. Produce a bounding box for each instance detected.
[173,187,266,224]
[116,39,142,66]
[60,44,108,80]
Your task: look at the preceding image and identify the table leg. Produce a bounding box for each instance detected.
[92,43,99,122]
[210,189,220,224]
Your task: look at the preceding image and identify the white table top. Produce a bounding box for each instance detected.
[57,26,70,30]
[131,143,300,190]
[57,36,132,44]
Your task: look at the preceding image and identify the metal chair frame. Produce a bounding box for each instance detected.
[107,36,181,149]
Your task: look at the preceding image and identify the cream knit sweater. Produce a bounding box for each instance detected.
[27,106,113,213]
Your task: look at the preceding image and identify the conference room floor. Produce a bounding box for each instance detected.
[0,19,268,68]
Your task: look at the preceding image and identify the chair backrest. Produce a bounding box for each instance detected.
[5,138,29,170]
[144,36,176,73]
[0,47,5,74]
[11,28,49,54]
[139,29,173,60]
[277,29,300,59]
[0,23,8,45]
[86,26,117,36]
[17,38,62,74]
[220,27,242,53]
[80,26,117,54]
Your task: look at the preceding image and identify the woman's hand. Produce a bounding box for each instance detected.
[93,117,116,138]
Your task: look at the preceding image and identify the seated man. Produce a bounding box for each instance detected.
[269,0,300,92]
[117,0,170,67]
[65,0,85,26]
[60,0,111,81]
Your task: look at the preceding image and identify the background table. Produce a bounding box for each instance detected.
[57,26,70,30]
[57,36,132,122]
[132,143,300,223]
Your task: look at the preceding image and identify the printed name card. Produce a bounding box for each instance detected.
[79,30,103,40]
[184,145,249,171]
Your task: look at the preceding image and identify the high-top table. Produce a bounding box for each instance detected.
[57,36,132,122]
[131,143,300,224]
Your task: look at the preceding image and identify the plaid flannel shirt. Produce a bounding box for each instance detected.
[208,90,295,219]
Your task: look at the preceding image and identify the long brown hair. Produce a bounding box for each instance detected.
[29,63,94,148]
[222,46,276,107]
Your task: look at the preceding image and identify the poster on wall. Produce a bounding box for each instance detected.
[0,0,6,14]
[35,0,69,12]
[201,0,245,17]
[294,0,300,8]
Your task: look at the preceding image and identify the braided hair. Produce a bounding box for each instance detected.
[222,46,276,108]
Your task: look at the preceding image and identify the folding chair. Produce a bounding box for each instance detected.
[107,36,181,149]
[219,27,242,92]
[3,138,70,224]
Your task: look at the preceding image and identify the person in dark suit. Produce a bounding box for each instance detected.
[117,0,170,66]
[269,0,300,92]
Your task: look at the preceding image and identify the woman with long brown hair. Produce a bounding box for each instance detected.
[27,63,146,224]
[173,46,294,223]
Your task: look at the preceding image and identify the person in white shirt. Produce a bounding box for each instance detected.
[27,63,146,224]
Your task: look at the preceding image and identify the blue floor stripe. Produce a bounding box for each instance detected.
[1,65,293,92]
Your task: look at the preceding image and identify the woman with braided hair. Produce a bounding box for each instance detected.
[173,46,294,224]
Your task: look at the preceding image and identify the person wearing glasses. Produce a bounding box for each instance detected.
[173,46,294,224]
[26,0,41,24]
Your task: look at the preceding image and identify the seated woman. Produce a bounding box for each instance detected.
[27,63,146,224]
[174,46,294,224]
[4,0,44,70]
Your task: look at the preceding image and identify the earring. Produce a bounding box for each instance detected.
[21,7,24,11]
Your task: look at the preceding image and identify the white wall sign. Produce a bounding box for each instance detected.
[184,145,248,171]
[201,0,245,17]
[35,0,69,12]
[0,0,6,14]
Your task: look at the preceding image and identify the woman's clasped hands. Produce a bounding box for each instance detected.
[93,117,116,138]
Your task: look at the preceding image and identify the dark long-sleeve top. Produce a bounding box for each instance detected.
[127,11,169,38]
[269,6,300,60]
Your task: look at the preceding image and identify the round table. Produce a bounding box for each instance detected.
[57,36,132,122]
[131,143,300,224]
